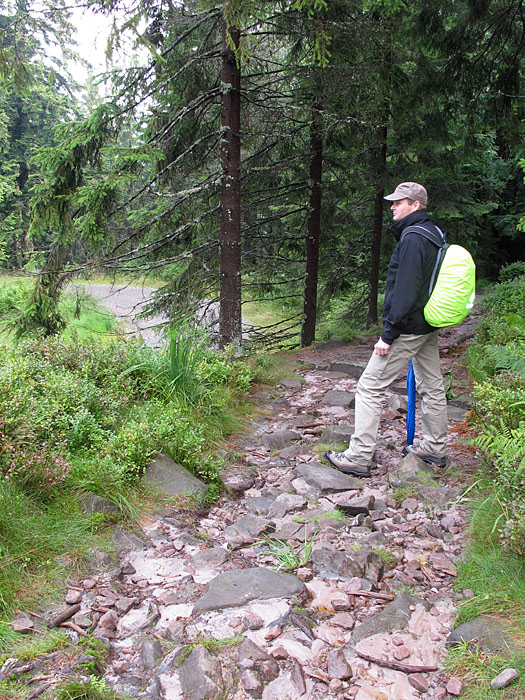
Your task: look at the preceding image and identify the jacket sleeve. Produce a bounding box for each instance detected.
[381,233,428,344]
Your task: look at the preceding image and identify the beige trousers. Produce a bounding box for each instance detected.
[344,331,447,467]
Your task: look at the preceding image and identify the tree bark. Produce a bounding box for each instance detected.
[219,4,242,349]
[301,102,323,347]
[366,122,387,327]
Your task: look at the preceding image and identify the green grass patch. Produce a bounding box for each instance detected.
[454,494,525,630]
[445,643,525,699]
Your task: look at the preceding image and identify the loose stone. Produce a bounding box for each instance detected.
[490,668,519,690]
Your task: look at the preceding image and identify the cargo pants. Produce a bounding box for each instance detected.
[343,331,448,467]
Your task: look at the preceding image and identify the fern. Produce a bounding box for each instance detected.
[474,421,525,489]
[485,344,525,377]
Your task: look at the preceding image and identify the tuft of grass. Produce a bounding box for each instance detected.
[372,548,398,569]
[445,642,525,699]
[254,526,318,571]
[54,676,128,699]
[315,441,348,454]
[392,486,418,502]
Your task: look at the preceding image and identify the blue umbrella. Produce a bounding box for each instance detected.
[406,360,416,446]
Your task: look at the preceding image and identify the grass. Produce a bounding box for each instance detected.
[254,526,318,571]
[454,494,525,630]
[445,643,525,699]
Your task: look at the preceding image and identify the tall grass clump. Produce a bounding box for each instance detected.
[465,270,525,569]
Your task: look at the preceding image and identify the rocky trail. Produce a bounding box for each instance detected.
[5,319,521,700]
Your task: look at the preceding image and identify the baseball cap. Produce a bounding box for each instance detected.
[384,182,428,206]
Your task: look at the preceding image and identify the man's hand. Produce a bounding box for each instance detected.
[374,338,391,356]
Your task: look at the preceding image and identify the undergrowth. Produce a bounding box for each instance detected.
[0,325,259,632]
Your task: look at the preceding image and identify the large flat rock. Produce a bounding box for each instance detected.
[351,592,430,645]
[144,453,208,496]
[295,461,364,492]
[193,567,305,612]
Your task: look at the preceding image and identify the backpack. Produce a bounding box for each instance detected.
[403,224,476,327]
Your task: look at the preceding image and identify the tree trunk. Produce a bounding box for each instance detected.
[366,122,387,326]
[301,102,323,347]
[219,5,242,350]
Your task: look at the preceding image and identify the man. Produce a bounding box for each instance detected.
[324,182,448,477]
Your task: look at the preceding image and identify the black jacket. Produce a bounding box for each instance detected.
[381,209,444,344]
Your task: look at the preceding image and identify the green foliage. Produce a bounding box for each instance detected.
[499,261,525,282]
[467,273,525,557]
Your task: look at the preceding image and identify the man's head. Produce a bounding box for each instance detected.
[384,182,427,221]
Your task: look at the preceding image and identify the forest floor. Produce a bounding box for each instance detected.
[4,302,523,700]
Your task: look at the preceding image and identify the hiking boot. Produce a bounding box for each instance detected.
[403,444,446,468]
[324,451,371,478]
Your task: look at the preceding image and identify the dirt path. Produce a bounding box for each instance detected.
[7,317,489,700]
[73,282,168,347]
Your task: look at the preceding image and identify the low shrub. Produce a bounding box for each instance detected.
[467,274,525,558]
[499,260,525,282]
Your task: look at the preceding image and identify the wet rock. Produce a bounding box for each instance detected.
[296,462,364,492]
[239,638,279,691]
[193,568,305,612]
[324,390,355,407]
[386,394,408,413]
[267,493,307,519]
[144,453,208,497]
[222,470,256,494]
[224,515,274,546]
[311,547,384,584]
[408,673,429,692]
[330,361,367,378]
[12,614,33,633]
[387,454,435,488]
[244,497,274,516]
[140,639,163,671]
[279,378,302,389]
[261,430,300,450]
[336,494,375,516]
[490,668,519,689]
[112,526,147,553]
[326,649,353,680]
[417,484,463,506]
[179,644,224,700]
[320,424,354,445]
[446,677,464,696]
[351,592,431,645]
[191,547,229,569]
[447,615,522,655]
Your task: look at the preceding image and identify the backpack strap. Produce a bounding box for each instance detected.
[401,224,449,297]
